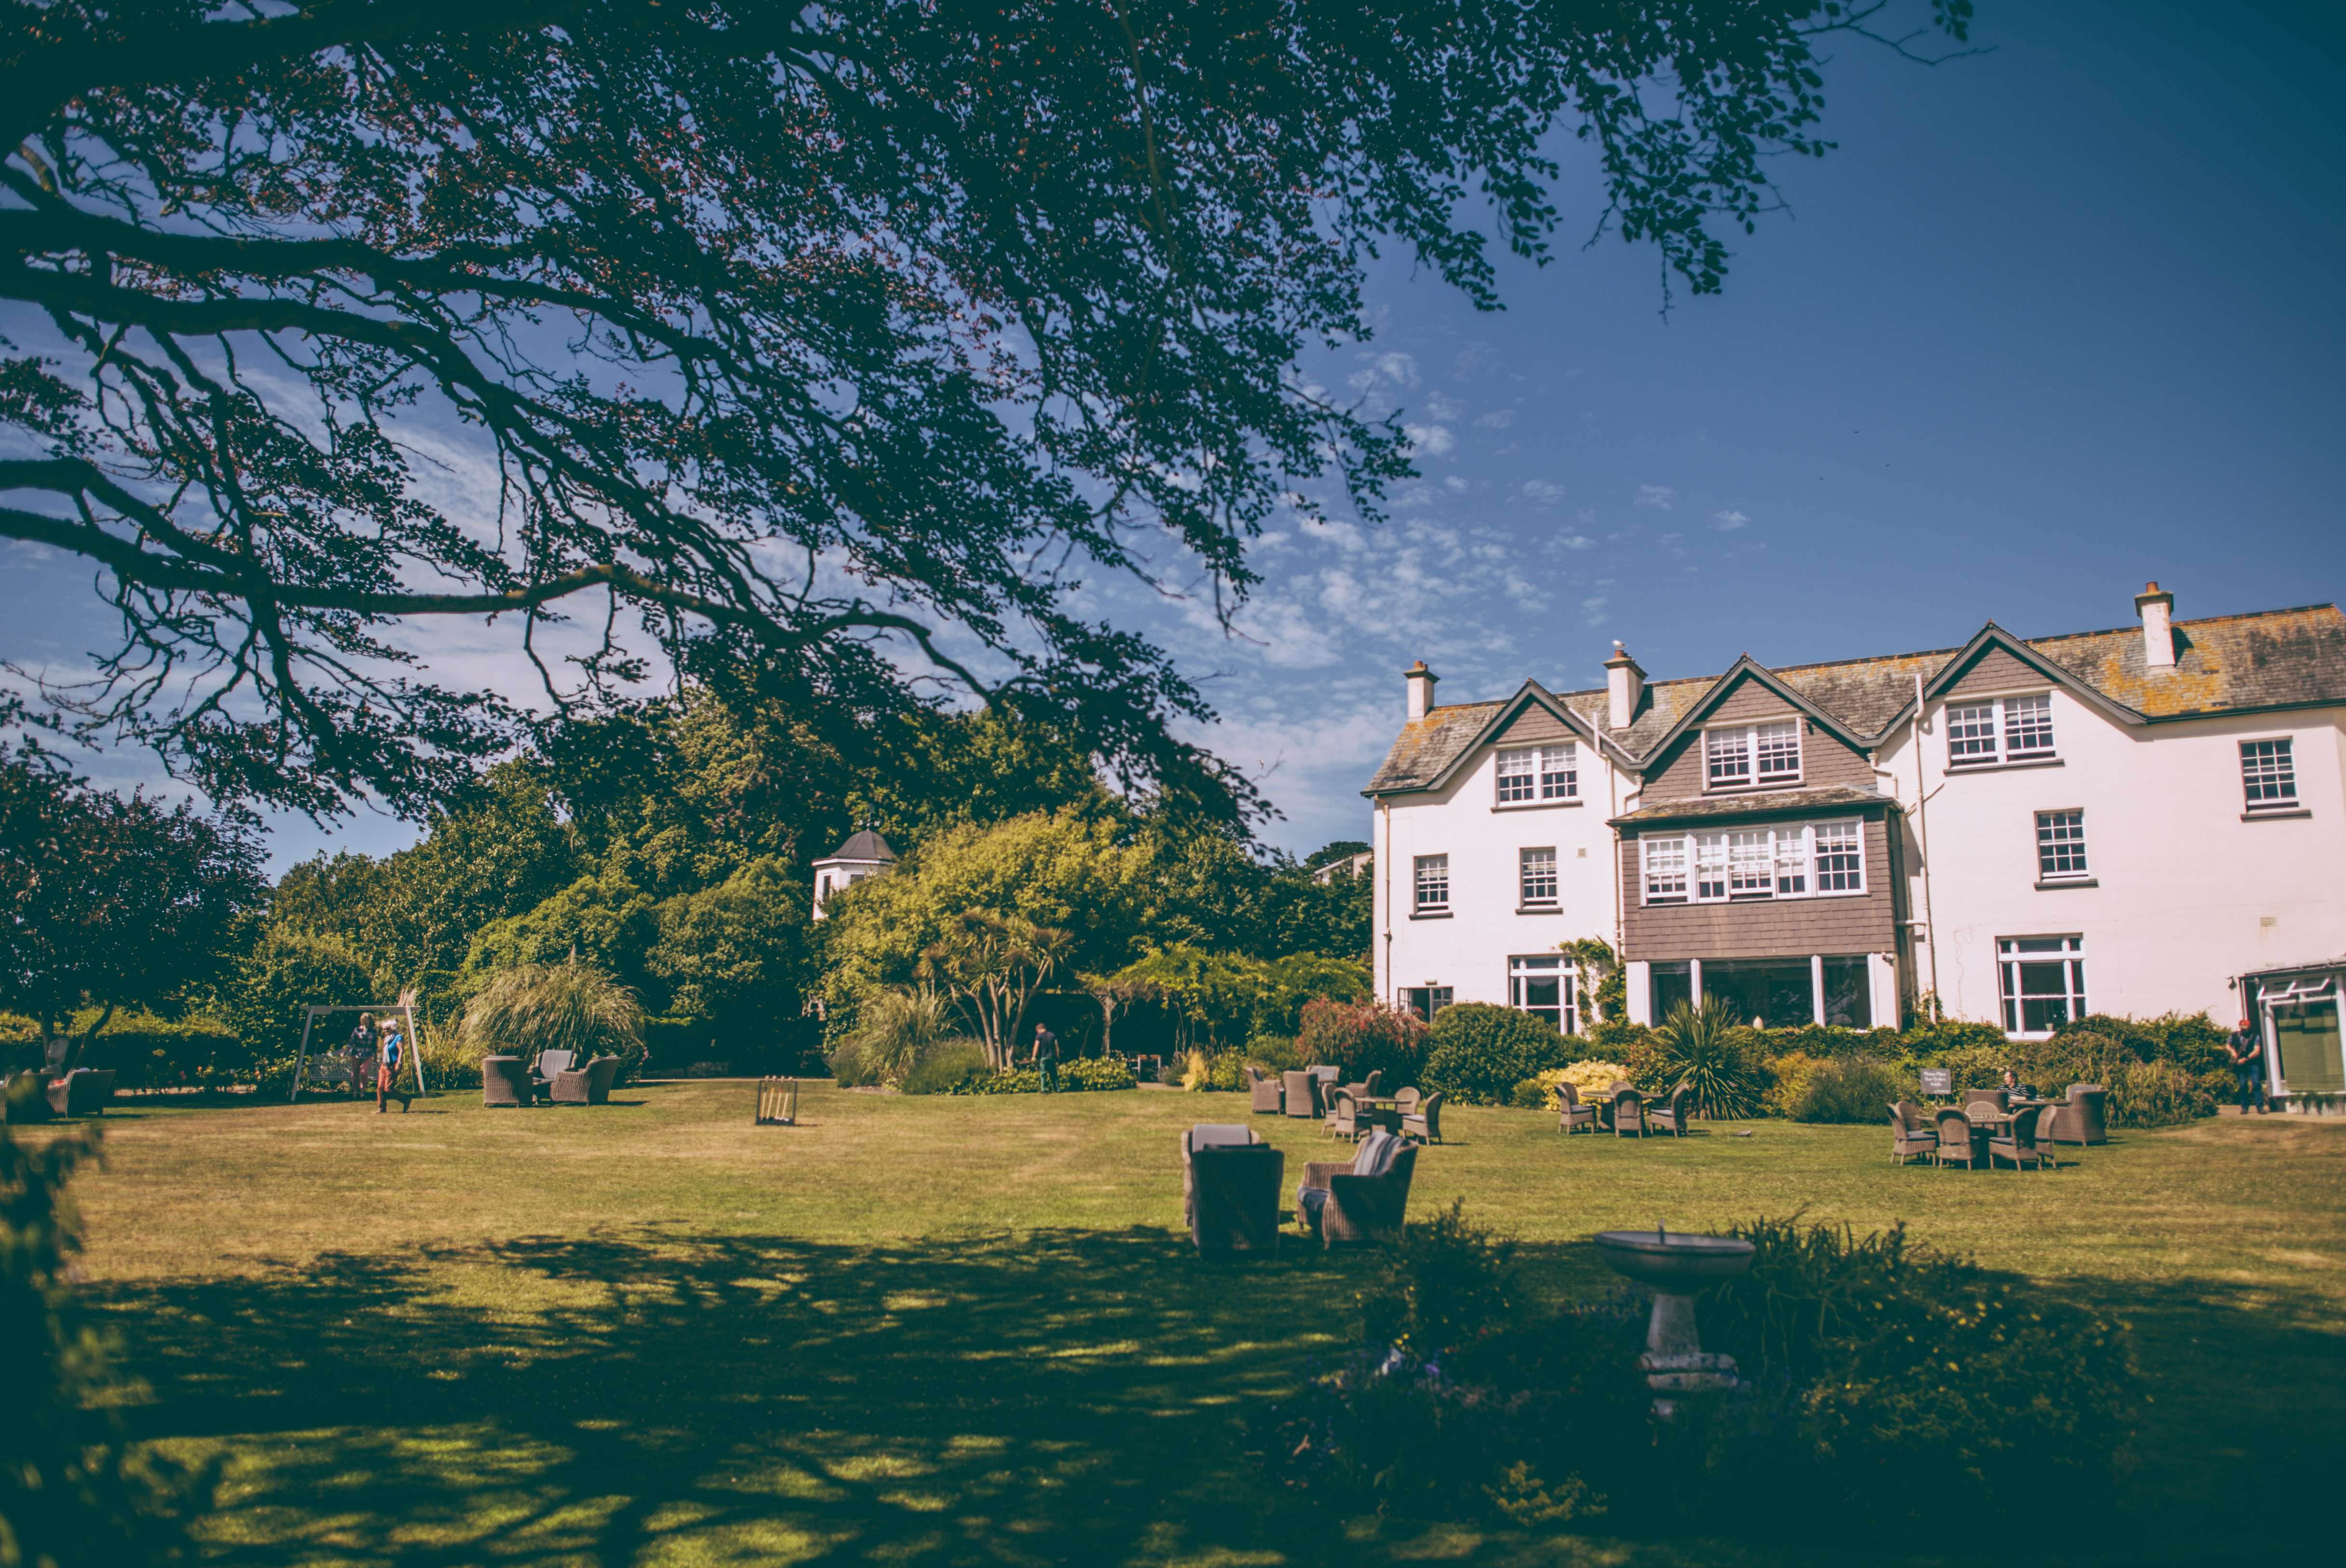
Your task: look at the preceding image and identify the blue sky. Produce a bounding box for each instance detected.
[6,1,2342,874]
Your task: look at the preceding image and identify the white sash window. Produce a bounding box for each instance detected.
[1705,721,1800,789]
[1496,743,1578,803]
[1949,692,2057,767]
[2241,738,2298,811]
[1639,819,1865,905]
[1520,846,1558,905]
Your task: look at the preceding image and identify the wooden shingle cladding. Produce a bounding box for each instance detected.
[1943,643,2046,698]
[1614,801,1905,962]
[1636,669,1880,805]
[1494,703,1574,745]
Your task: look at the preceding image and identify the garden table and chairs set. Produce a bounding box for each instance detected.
[1247,1065,1443,1144]
[1887,1084,2108,1172]
[1555,1080,1696,1138]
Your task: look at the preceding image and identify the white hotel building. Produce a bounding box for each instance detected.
[1362,585,2346,1102]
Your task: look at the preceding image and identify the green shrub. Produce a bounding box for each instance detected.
[1647,1003,1763,1118]
[2107,1057,2216,1127]
[1422,1003,1568,1105]
[1245,1032,1307,1074]
[15,1009,245,1091]
[1792,1054,1912,1123]
[1760,1050,1823,1118]
[840,989,955,1087]
[642,1015,717,1067]
[1752,1023,1891,1062]
[900,1038,989,1095]
[1915,1042,2012,1098]
[1359,1201,1521,1358]
[226,925,375,1072]
[1297,998,1427,1089]
[953,1056,1136,1094]
[1507,1076,1552,1109]
[458,961,647,1080]
[827,1039,880,1087]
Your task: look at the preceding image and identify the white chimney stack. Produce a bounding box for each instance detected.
[1605,641,1646,730]
[1405,660,1440,721]
[2135,581,2176,668]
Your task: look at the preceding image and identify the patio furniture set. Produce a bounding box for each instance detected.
[1554,1080,1697,1138]
[1182,1120,1419,1256]
[481,1050,623,1107]
[1247,1065,1444,1144]
[1888,1084,2107,1171]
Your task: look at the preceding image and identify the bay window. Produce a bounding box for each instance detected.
[1639,819,1865,905]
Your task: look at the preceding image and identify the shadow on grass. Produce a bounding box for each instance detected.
[90,1227,2341,1567]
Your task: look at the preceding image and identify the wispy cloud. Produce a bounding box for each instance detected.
[1582,595,1610,627]
[1474,409,1515,429]
[1404,423,1454,456]
[1520,479,1566,504]
[1712,509,1749,531]
[1635,485,1676,511]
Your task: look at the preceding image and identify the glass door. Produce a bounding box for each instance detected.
[2272,995,2343,1099]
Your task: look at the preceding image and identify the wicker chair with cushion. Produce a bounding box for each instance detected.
[1890,1102,1938,1166]
[1400,1091,1444,1144]
[1557,1081,1598,1134]
[1611,1088,1647,1138]
[1988,1104,2046,1172]
[1247,1066,1285,1114]
[530,1050,577,1091]
[1281,1069,1319,1119]
[1361,1070,1384,1100]
[46,1068,117,1116]
[1966,1088,2011,1117]
[1324,1089,1361,1142]
[1935,1107,1978,1169]
[481,1055,534,1107]
[551,1055,622,1105]
[1322,1142,1419,1248]
[1182,1124,1262,1228]
[1189,1141,1285,1254]
[1391,1086,1421,1118]
[2060,1084,2108,1145]
[1646,1084,1694,1137]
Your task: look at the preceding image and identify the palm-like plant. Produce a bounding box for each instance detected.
[842,989,955,1087]
[1650,1001,1761,1120]
[459,961,645,1077]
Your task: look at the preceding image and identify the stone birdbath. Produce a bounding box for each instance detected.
[1594,1225,1756,1417]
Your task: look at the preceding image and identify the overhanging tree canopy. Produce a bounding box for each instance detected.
[0,0,1972,819]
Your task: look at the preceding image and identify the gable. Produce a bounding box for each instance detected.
[1708,670,1801,723]
[1494,705,1575,745]
[1942,644,2046,698]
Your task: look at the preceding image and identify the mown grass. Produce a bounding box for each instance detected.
[42,1083,2346,1566]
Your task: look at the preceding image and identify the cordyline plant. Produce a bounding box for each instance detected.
[458,959,644,1071]
[1650,1000,1762,1119]
[0,0,1972,821]
[919,912,1069,1071]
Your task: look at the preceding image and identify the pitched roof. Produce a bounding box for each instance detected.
[818,829,897,864]
[1363,602,2346,795]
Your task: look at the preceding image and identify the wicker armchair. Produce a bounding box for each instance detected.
[1247,1066,1285,1114]
[1989,1104,2047,1172]
[481,1055,534,1107]
[551,1055,622,1105]
[1610,1087,1647,1138]
[1182,1124,1261,1223]
[47,1068,116,1116]
[1934,1106,1978,1169]
[1966,1088,2010,1117]
[1391,1086,1421,1118]
[1324,1089,1361,1141]
[1889,1101,1938,1166]
[1557,1081,1598,1134]
[1646,1083,1694,1137]
[530,1050,578,1091]
[1361,1069,1384,1100]
[2059,1084,2108,1145]
[1313,1142,1419,1248]
[1401,1090,1444,1144]
[1188,1139,1284,1254]
[1281,1069,1319,1119]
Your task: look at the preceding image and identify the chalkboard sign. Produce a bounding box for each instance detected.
[1920,1068,1953,1097]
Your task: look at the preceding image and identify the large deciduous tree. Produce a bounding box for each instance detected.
[0,0,1971,819]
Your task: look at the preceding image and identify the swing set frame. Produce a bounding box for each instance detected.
[290,1004,429,1101]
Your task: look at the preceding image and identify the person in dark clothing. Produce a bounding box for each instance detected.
[1032,1024,1060,1094]
[2227,1019,2267,1114]
[346,1013,379,1099]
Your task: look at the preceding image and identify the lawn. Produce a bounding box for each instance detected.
[45,1082,2346,1567]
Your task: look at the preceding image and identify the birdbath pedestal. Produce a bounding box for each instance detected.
[1594,1227,1756,1417]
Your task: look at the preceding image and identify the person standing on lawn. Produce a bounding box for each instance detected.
[376,1018,413,1114]
[1032,1023,1060,1094]
[2227,1018,2267,1114]
[345,1013,378,1100]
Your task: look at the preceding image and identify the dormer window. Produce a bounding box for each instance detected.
[1705,721,1800,790]
[1496,743,1577,804]
[1948,693,2055,767]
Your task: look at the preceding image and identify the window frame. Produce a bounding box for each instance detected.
[1495,742,1579,805]
[1997,935,2087,1038]
[1637,818,1867,906]
[1508,954,1576,1034]
[2034,809,2089,881]
[1702,720,1802,792]
[2240,737,2299,812]
[1946,690,2059,768]
[1518,845,1558,907]
[1412,853,1451,912]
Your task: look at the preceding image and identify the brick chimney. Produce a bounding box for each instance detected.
[1405,660,1440,721]
[1605,641,1646,730]
[2134,581,2176,668]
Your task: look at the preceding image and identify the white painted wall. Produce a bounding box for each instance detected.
[1878,689,2346,1032]
[1374,727,1628,1023]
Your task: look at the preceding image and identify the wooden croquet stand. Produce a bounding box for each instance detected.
[755,1077,800,1126]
